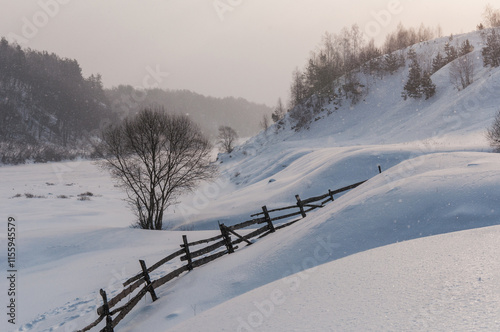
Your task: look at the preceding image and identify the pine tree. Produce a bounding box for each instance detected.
[482,29,500,67]
[364,58,382,78]
[432,51,446,73]
[403,49,423,99]
[384,52,400,74]
[404,65,422,99]
[459,39,474,56]
[421,70,436,99]
[398,52,406,68]
[444,42,458,63]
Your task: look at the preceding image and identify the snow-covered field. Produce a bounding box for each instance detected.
[2,30,500,331]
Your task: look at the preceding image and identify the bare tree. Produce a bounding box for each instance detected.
[217,125,238,153]
[449,54,475,91]
[483,4,500,28]
[271,98,286,122]
[95,108,216,230]
[260,114,270,132]
[289,67,306,109]
[487,109,500,151]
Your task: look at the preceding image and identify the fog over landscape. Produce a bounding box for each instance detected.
[0,0,492,105]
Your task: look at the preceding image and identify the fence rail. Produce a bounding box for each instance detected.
[78,168,379,332]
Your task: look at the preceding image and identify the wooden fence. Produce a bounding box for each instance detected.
[77,170,378,332]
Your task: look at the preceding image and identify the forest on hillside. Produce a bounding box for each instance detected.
[0,37,113,163]
[0,39,272,164]
[105,86,272,139]
[275,5,500,131]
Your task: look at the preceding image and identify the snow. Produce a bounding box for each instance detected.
[171,225,500,332]
[2,30,500,332]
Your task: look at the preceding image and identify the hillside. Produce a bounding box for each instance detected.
[4,29,500,332]
[165,30,500,230]
[0,38,114,163]
[105,86,273,140]
[0,39,273,165]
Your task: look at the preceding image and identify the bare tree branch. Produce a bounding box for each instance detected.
[217,126,238,153]
[95,107,217,230]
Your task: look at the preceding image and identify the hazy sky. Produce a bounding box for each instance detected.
[0,0,493,106]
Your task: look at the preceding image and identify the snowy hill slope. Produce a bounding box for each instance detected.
[240,32,499,145]
[171,224,500,332]
[118,152,500,331]
[4,30,500,332]
[168,30,500,230]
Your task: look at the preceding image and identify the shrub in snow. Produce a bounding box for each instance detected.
[217,126,238,153]
[0,141,81,165]
[24,193,45,198]
[487,109,500,151]
[449,54,475,91]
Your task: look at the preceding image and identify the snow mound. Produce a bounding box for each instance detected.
[171,224,500,332]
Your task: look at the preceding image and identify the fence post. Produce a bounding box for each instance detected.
[328,189,335,202]
[218,222,234,253]
[182,235,193,271]
[100,289,114,332]
[262,206,275,232]
[295,195,306,218]
[139,260,158,302]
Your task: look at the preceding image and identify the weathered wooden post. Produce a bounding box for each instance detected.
[328,189,335,202]
[295,194,306,218]
[139,260,158,302]
[99,289,114,332]
[262,206,275,232]
[218,222,234,253]
[182,235,193,271]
